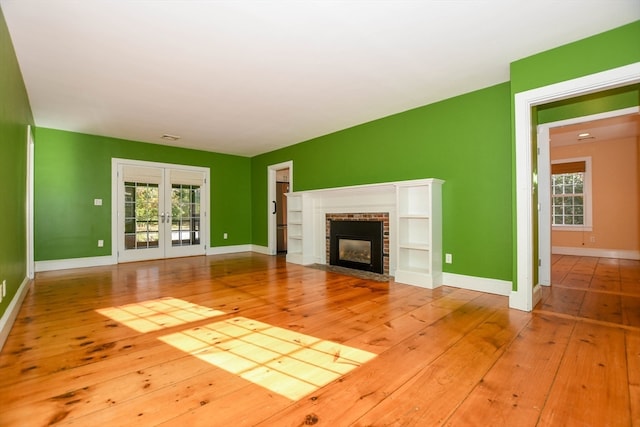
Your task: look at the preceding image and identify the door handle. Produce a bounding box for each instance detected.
[160,212,165,223]
[273,201,277,214]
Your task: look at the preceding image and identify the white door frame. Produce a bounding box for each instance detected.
[537,106,640,287]
[511,61,640,311]
[111,158,210,263]
[267,161,293,255]
[26,125,35,279]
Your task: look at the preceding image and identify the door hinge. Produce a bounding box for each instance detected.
[537,147,541,155]
[538,258,542,267]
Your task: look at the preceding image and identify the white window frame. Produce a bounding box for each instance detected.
[550,156,592,232]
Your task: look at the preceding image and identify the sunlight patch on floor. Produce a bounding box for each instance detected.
[158,316,377,400]
[96,297,226,332]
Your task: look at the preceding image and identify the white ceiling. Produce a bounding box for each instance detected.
[2,1,639,157]
[550,112,640,147]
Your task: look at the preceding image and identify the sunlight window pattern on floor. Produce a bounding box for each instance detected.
[96,297,226,332]
[158,316,377,400]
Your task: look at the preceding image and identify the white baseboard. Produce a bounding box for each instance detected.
[552,246,640,260]
[35,255,115,272]
[0,276,31,351]
[207,244,254,255]
[442,272,512,296]
[249,245,271,255]
[35,246,265,272]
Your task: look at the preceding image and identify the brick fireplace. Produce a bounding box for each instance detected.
[325,213,390,275]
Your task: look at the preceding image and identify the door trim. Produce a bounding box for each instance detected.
[511,61,640,312]
[111,158,210,263]
[267,161,293,255]
[26,125,35,279]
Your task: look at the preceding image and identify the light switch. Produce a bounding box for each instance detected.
[94,199,103,206]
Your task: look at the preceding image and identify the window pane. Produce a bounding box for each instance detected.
[551,170,587,226]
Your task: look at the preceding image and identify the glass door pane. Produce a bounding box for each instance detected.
[164,168,206,258]
[170,184,201,247]
[125,182,160,249]
[118,165,165,262]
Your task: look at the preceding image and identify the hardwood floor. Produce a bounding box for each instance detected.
[0,253,637,426]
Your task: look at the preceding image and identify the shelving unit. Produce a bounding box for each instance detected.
[395,179,443,288]
[285,193,313,265]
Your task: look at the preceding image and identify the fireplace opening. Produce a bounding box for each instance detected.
[339,239,371,264]
[329,219,383,274]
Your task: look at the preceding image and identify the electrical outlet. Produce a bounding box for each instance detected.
[223,233,228,240]
[98,240,104,247]
[0,279,5,301]
[589,236,596,243]
[445,253,453,264]
[94,198,102,206]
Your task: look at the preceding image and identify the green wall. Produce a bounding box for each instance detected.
[35,129,252,261]
[252,82,514,282]
[0,7,33,318]
[510,20,640,94]
[537,84,640,124]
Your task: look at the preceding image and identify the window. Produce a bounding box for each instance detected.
[551,157,592,230]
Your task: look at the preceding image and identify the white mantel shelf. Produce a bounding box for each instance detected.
[285,178,444,289]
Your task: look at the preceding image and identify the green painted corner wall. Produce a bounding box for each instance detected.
[510,20,640,94]
[252,82,514,282]
[34,129,252,261]
[0,6,33,319]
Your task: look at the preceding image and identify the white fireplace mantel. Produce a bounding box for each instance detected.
[285,179,443,288]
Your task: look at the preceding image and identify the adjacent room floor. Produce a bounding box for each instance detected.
[536,254,640,329]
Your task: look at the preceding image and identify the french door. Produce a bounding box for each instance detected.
[115,160,209,262]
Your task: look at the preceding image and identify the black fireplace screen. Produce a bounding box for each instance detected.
[329,220,383,274]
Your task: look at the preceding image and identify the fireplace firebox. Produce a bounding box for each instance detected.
[329,219,384,274]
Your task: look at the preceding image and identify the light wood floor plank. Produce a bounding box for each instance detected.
[352,307,531,426]
[538,321,630,427]
[444,314,576,427]
[627,330,640,427]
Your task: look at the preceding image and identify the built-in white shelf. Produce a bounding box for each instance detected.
[284,193,314,265]
[395,179,443,288]
[284,178,444,289]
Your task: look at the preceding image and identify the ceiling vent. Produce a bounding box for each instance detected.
[161,134,181,141]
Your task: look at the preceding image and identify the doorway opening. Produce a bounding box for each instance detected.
[267,161,293,255]
[512,61,640,311]
[112,159,210,263]
[537,107,640,287]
